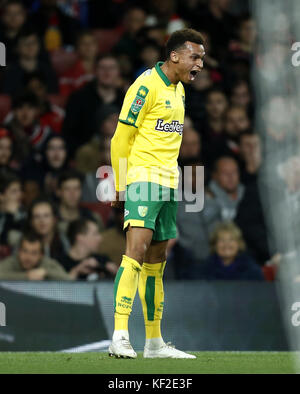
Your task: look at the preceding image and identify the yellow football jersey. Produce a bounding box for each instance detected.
[118,62,185,189]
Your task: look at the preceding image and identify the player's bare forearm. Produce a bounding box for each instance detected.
[111,122,137,199]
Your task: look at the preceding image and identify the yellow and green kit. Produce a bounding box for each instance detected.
[111,62,185,338]
[111,62,185,239]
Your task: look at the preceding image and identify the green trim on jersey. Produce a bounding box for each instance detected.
[155,62,171,87]
[119,119,138,128]
[124,85,149,126]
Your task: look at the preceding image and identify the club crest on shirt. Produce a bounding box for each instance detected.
[138,206,148,217]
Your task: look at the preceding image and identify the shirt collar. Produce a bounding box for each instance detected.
[155,61,172,87]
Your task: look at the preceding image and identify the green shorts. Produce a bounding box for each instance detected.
[123,182,178,241]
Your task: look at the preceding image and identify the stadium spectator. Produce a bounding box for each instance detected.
[58,218,118,280]
[62,54,124,156]
[5,91,52,163]
[26,197,67,260]
[225,105,251,139]
[201,221,264,280]
[202,88,228,169]
[137,24,166,48]
[135,39,162,78]
[178,127,201,164]
[145,0,185,36]
[29,0,80,51]
[75,104,118,172]
[25,72,65,133]
[2,28,58,95]
[205,155,269,263]
[174,158,210,279]
[204,156,244,233]
[228,14,256,59]
[0,170,26,252]
[185,68,213,128]
[0,231,71,280]
[235,179,271,264]
[195,31,221,80]
[221,105,251,160]
[59,30,98,98]
[0,128,15,171]
[229,79,253,118]
[56,169,104,235]
[21,134,69,198]
[89,0,128,29]
[22,180,41,209]
[114,7,147,64]
[0,0,27,64]
[186,0,237,60]
[238,131,261,185]
[0,0,273,286]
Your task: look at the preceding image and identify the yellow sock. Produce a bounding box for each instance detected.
[114,255,141,332]
[138,261,166,339]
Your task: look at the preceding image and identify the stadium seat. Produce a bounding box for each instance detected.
[80,202,112,226]
[0,95,11,123]
[50,49,78,76]
[93,28,123,53]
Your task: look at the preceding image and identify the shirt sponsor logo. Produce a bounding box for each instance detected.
[155,119,183,135]
[124,209,130,217]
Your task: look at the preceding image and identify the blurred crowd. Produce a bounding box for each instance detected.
[0,0,281,281]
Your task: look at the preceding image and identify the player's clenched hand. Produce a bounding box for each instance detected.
[111,191,124,210]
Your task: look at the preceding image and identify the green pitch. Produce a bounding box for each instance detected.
[0,352,298,374]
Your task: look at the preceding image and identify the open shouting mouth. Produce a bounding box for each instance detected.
[189,69,200,81]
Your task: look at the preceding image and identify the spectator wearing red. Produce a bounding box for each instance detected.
[5,91,53,163]
[59,30,98,99]
[25,72,64,133]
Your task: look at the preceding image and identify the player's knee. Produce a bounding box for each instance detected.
[126,242,148,265]
[158,250,167,262]
[148,251,167,263]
